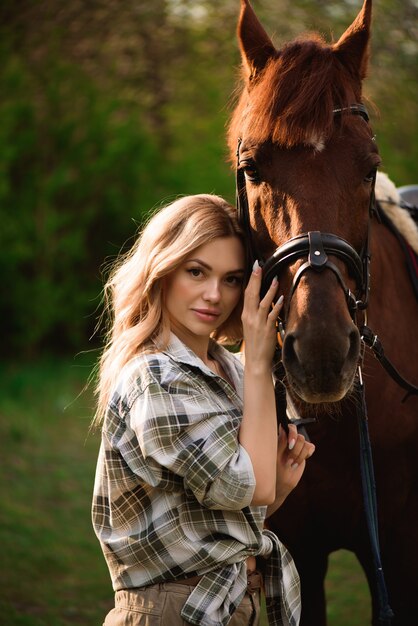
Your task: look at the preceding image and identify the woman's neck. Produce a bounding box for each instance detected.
[171,325,212,365]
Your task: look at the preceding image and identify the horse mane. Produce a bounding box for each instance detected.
[229,33,362,150]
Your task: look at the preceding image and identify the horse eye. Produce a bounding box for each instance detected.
[241,160,260,183]
[364,169,377,183]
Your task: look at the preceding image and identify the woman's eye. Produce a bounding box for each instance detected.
[225,275,243,286]
[187,268,202,277]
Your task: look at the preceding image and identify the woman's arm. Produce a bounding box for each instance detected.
[127,359,257,511]
[239,262,315,506]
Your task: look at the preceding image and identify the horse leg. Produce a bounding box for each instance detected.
[363,377,418,626]
[354,543,381,626]
[356,511,418,626]
[378,498,418,626]
[294,548,329,626]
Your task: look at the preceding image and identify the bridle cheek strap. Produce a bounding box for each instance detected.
[236,142,259,277]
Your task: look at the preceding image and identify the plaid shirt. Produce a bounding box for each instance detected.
[92,333,301,626]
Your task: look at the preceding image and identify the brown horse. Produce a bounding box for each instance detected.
[227,1,418,624]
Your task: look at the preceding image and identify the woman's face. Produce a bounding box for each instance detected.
[164,236,245,347]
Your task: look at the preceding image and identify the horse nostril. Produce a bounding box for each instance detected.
[347,327,360,361]
[282,332,308,387]
[282,332,298,367]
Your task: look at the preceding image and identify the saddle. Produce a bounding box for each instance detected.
[375,174,418,302]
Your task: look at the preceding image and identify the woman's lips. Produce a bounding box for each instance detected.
[192,308,221,322]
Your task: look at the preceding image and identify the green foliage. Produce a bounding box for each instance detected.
[0,6,236,358]
[0,43,162,356]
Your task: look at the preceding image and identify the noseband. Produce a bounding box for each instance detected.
[236,103,376,323]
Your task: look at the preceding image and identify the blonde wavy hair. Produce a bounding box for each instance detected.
[92,194,245,427]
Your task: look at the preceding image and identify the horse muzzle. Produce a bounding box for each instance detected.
[282,321,360,403]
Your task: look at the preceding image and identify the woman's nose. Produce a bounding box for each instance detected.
[203,280,221,302]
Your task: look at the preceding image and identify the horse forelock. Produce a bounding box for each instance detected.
[232,35,359,149]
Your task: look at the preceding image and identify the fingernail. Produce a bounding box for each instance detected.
[291,462,299,470]
[271,275,278,287]
[288,438,296,450]
[252,259,260,273]
[277,295,284,305]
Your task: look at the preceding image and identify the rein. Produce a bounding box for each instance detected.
[355,368,394,625]
[235,102,418,625]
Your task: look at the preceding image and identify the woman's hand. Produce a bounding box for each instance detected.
[241,260,284,371]
[266,424,316,517]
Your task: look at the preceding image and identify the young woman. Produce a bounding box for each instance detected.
[92,194,315,626]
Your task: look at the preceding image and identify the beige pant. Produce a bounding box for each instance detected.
[104,581,261,626]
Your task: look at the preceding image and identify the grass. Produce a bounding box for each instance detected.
[0,357,371,625]
[0,356,113,625]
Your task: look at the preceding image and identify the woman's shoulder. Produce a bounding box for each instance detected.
[116,351,173,396]
[105,352,172,417]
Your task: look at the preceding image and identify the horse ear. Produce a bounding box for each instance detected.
[333,0,372,81]
[238,0,276,80]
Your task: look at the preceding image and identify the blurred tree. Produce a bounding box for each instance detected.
[0,0,416,357]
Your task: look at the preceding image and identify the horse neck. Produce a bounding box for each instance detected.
[368,220,418,359]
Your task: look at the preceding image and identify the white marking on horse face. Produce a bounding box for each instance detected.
[306,134,325,152]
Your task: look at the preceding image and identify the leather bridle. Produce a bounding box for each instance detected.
[236,103,375,326]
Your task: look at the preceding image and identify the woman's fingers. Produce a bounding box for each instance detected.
[287,435,315,468]
[287,423,298,450]
[244,262,283,318]
[243,261,263,307]
[274,426,315,504]
[281,423,315,468]
[268,293,284,319]
[243,260,285,364]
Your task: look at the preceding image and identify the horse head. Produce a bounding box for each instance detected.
[228,0,381,406]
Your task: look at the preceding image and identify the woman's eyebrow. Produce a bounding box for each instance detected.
[186,258,211,269]
[186,259,245,274]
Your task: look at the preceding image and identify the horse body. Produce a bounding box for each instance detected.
[228,1,418,623]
